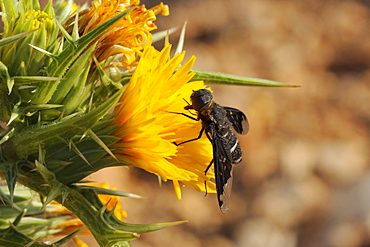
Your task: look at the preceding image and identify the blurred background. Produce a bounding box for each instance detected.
[74,0,370,246]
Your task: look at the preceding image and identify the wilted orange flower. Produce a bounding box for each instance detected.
[65,0,169,69]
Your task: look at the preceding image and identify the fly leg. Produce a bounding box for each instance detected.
[203,130,215,196]
[174,127,204,146]
[167,110,201,145]
[167,111,198,121]
[204,159,214,196]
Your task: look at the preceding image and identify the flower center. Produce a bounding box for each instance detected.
[25,10,52,29]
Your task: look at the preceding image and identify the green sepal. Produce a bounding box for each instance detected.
[191,69,300,87]
[0,213,72,246]
[0,184,67,229]
[61,66,92,114]
[55,156,122,184]
[54,0,78,24]
[44,160,72,171]
[87,129,118,161]
[54,152,120,184]
[0,186,23,213]
[45,135,120,161]
[0,62,14,122]
[31,7,135,104]
[7,103,64,125]
[11,103,63,116]
[38,109,63,121]
[109,241,131,247]
[69,141,91,167]
[13,76,62,85]
[0,207,57,247]
[55,17,75,44]
[11,206,25,226]
[0,61,13,93]
[20,0,41,12]
[41,131,121,184]
[51,44,95,104]
[3,161,18,202]
[27,25,48,75]
[71,10,81,41]
[88,113,115,129]
[2,216,67,240]
[0,30,36,48]
[35,160,70,207]
[27,44,56,58]
[0,0,17,29]
[94,123,121,136]
[5,88,123,159]
[0,223,49,247]
[94,56,123,90]
[53,227,86,246]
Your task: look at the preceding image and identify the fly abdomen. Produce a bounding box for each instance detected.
[226,128,242,164]
[231,143,242,164]
[222,127,242,164]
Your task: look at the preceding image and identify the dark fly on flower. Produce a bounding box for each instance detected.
[174,89,249,213]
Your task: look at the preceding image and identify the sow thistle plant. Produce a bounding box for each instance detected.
[0,0,294,246]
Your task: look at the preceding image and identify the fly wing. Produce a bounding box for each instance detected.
[224,106,249,135]
[212,131,234,213]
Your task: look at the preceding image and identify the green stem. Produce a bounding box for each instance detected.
[14,166,136,246]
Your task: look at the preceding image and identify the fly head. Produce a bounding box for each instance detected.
[188,89,214,111]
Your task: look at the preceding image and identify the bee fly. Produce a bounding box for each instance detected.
[174,89,249,213]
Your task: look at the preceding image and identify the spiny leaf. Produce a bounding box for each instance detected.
[53,227,86,246]
[0,61,13,93]
[51,44,95,104]
[54,17,75,44]
[3,161,18,202]
[79,185,143,199]
[108,241,131,247]
[28,44,57,58]
[191,69,300,87]
[12,76,62,85]
[7,103,64,125]
[152,26,179,43]
[93,56,123,89]
[0,30,36,48]
[174,21,187,55]
[34,160,70,207]
[0,188,22,212]
[69,140,91,167]
[12,208,26,227]
[114,220,188,234]
[71,10,80,41]
[0,223,49,247]
[87,129,118,161]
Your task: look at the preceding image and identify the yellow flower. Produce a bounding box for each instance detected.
[24,10,53,29]
[65,0,169,69]
[112,35,216,200]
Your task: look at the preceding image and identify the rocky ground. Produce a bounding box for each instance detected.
[78,0,370,246]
